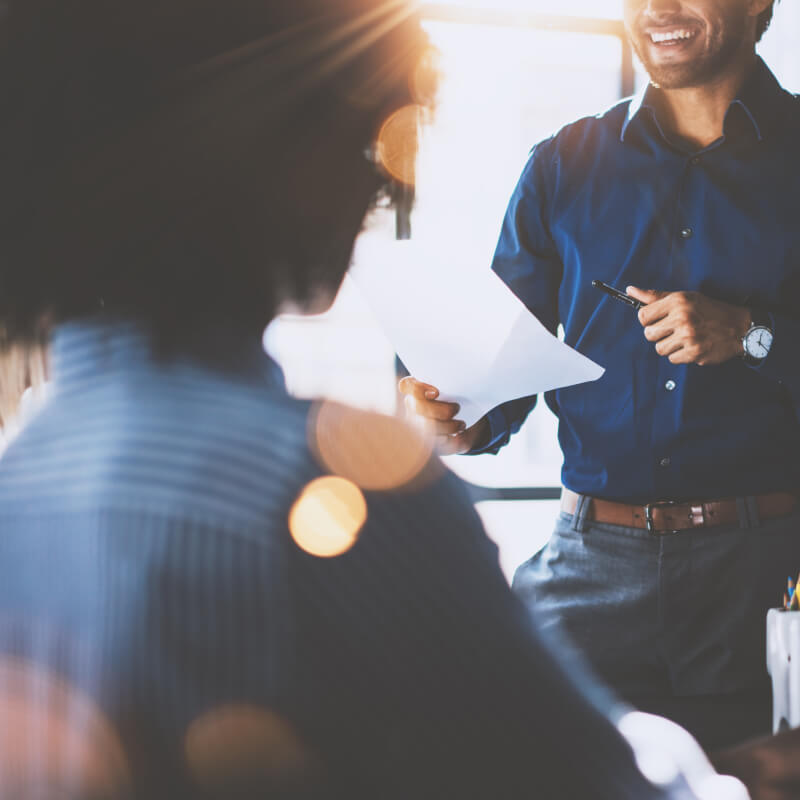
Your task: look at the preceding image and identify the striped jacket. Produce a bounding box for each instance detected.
[0,318,667,799]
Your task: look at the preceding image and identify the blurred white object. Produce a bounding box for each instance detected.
[617,711,750,800]
[767,608,800,733]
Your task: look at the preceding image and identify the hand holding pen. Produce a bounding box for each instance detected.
[592,280,752,367]
[592,280,644,310]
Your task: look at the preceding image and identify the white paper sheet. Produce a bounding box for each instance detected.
[349,237,605,428]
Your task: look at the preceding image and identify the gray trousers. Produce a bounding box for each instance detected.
[512,495,800,750]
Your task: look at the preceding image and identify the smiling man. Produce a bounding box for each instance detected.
[401,0,800,749]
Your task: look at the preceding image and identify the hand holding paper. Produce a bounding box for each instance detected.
[398,377,486,455]
[350,237,604,432]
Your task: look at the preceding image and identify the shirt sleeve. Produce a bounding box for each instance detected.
[466,141,563,456]
[467,396,538,455]
[747,309,800,410]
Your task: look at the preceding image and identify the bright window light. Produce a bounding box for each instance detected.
[424,0,623,20]
[268,13,629,488]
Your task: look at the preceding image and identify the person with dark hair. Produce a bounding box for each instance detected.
[755,0,777,40]
[1,0,417,348]
[0,0,753,797]
[402,0,798,753]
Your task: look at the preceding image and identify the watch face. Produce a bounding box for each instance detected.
[745,326,773,359]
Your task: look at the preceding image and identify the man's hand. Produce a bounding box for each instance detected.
[627,286,752,366]
[712,727,800,800]
[398,377,489,455]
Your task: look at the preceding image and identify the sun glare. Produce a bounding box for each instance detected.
[423,0,623,20]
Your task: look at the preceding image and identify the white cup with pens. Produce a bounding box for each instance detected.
[768,576,800,733]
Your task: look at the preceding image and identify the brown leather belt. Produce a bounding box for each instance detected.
[561,488,798,534]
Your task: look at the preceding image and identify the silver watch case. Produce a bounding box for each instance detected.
[742,324,773,361]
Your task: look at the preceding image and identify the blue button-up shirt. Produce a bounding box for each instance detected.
[477,58,800,503]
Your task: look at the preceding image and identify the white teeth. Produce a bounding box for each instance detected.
[650,29,694,43]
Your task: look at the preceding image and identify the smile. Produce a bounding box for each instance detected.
[649,29,697,44]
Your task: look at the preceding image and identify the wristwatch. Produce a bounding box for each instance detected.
[741,310,774,365]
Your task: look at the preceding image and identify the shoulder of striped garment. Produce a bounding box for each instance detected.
[0,369,323,529]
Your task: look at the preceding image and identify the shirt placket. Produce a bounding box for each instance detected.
[650,152,702,499]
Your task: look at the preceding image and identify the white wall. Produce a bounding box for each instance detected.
[759,0,800,92]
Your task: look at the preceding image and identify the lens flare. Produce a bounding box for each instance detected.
[185,706,318,790]
[376,104,422,185]
[0,657,131,798]
[289,476,367,558]
[310,402,434,492]
[410,46,441,107]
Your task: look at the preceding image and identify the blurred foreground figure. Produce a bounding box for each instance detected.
[0,0,769,797]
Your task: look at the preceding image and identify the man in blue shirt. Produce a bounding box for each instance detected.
[402,0,799,748]
[1,0,744,796]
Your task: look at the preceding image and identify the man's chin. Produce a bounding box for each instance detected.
[640,53,728,90]
[645,64,705,90]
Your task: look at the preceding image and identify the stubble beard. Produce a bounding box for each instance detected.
[630,15,748,89]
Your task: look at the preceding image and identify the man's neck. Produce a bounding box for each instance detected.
[650,50,758,150]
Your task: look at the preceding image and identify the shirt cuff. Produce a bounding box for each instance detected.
[746,310,789,383]
[465,407,511,456]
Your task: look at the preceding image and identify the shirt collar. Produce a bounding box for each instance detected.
[620,82,651,143]
[726,55,786,141]
[620,56,786,145]
[51,315,285,394]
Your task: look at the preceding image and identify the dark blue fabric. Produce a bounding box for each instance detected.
[0,319,671,799]
[475,58,800,503]
[512,502,800,749]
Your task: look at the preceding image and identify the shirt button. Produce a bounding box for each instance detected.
[690,156,700,166]
[665,380,677,392]
[659,457,672,468]
[680,227,693,240]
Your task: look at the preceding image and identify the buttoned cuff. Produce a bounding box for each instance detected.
[465,408,512,456]
[746,310,785,379]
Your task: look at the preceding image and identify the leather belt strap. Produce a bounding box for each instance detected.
[561,488,798,534]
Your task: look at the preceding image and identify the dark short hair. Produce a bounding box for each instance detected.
[756,1,778,42]
[0,0,430,349]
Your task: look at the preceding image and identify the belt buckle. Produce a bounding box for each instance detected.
[644,500,678,534]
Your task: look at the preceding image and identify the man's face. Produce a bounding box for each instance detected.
[624,0,756,89]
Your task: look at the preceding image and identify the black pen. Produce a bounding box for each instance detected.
[591,280,643,310]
